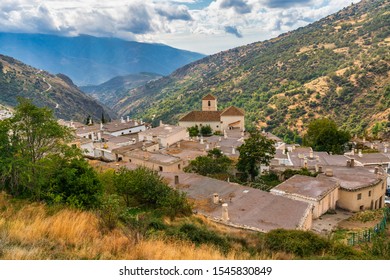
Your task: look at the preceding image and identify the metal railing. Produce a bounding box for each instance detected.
[347,207,390,246]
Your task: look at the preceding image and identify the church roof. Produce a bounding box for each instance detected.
[220,106,245,116]
[202,94,216,101]
[179,111,221,122]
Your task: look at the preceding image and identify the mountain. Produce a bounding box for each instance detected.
[114,0,390,139]
[0,54,115,122]
[80,72,162,108]
[0,33,205,86]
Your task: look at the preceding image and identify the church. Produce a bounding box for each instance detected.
[178,94,245,133]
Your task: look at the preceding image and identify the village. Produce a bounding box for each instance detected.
[59,94,390,235]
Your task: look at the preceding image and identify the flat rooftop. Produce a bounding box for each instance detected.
[130,150,182,165]
[318,166,383,191]
[139,124,186,138]
[271,175,338,201]
[162,172,311,232]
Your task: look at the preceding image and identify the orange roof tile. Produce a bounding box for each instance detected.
[220,106,245,116]
[202,94,216,100]
[179,111,221,122]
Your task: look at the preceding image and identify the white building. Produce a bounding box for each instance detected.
[138,124,189,148]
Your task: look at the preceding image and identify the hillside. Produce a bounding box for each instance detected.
[114,0,390,139]
[0,33,205,86]
[80,73,162,108]
[0,55,114,122]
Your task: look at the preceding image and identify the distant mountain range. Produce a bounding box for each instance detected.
[0,54,114,122]
[113,0,390,139]
[80,72,162,108]
[0,33,205,86]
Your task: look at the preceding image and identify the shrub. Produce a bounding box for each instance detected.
[264,229,330,258]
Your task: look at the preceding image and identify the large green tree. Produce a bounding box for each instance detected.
[237,130,276,181]
[0,98,102,209]
[184,148,232,176]
[303,118,350,154]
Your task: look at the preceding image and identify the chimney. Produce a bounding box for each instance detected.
[177,142,181,148]
[213,193,219,204]
[206,143,210,150]
[318,166,323,173]
[174,175,179,185]
[303,158,308,168]
[224,130,228,139]
[363,137,366,143]
[200,136,204,144]
[219,137,222,142]
[384,145,388,153]
[159,120,163,127]
[374,167,379,174]
[350,158,354,167]
[127,116,130,122]
[346,160,351,167]
[222,203,229,222]
[309,150,314,159]
[358,149,363,157]
[121,117,125,124]
[325,169,333,177]
[232,146,236,155]
[292,145,296,150]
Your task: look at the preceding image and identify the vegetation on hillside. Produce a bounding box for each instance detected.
[0,55,113,122]
[114,0,389,138]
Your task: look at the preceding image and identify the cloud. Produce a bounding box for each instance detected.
[219,0,251,14]
[263,0,313,9]
[156,4,192,21]
[224,25,242,38]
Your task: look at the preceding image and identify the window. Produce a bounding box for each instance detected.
[360,205,364,210]
[178,164,181,170]
[357,193,362,200]
[208,100,211,106]
[129,159,132,163]
[159,166,163,172]
[368,191,371,197]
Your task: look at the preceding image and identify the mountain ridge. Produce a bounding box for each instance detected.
[0,33,205,86]
[0,54,115,122]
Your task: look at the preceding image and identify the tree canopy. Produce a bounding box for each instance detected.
[184,148,232,177]
[237,130,276,181]
[0,98,102,209]
[303,118,350,154]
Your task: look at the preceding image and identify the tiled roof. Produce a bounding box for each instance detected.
[220,106,245,116]
[202,94,216,100]
[179,111,221,122]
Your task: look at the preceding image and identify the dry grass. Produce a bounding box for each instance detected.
[0,192,276,260]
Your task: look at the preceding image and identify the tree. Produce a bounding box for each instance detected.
[237,130,275,181]
[44,152,103,209]
[187,125,199,137]
[184,148,232,176]
[114,167,192,218]
[303,118,350,154]
[0,98,73,197]
[200,125,212,136]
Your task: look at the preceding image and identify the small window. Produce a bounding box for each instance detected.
[208,100,211,106]
[359,205,364,211]
[368,191,371,197]
[178,164,181,170]
[159,166,163,172]
[357,193,362,200]
[216,125,219,128]
[129,159,132,163]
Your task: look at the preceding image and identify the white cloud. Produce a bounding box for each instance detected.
[0,0,356,54]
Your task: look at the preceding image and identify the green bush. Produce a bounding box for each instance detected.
[264,229,330,258]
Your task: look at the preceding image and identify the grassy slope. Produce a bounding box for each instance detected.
[114,0,389,137]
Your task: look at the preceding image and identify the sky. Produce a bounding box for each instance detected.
[0,0,355,55]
